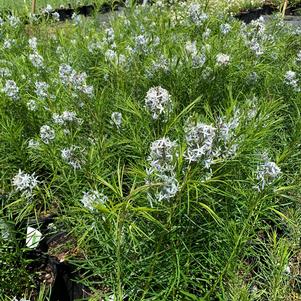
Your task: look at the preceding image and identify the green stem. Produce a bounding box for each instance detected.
[204,195,262,299]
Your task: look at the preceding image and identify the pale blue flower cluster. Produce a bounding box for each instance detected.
[146,137,179,203]
[80,190,108,210]
[12,170,38,197]
[145,86,172,120]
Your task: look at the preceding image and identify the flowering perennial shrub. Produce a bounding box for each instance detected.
[1,2,301,300]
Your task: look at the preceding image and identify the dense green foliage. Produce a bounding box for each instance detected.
[1,2,301,300]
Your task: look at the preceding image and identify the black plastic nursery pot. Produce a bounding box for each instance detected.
[21,216,89,301]
[234,2,301,23]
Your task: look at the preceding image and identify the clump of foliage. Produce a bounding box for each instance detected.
[1,1,301,300]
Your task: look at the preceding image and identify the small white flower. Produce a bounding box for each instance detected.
[148,137,177,172]
[28,139,40,149]
[135,35,148,47]
[29,37,37,50]
[203,28,211,39]
[202,67,213,80]
[43,4,53,13]
[0,67,11,77]
[105,49,117,61]
[52,113,64,125]
[284,71,299,91]
[185,40,198,56]
[220,23,231,35]
[216,53,230,66]
[61,145,83,169]
[59,64,94,96]
[145,86,172,120]
[88,41,103,53]
[3,39,15,49]
[12,170,38,196]
[2,80,19,100]
[72,14,81,24]
[188,3,208,26]
[157,174,179,201]
[52,12,60,21]
[27,99,37,111]
[256,160,281,191]
[7,15,20,27]
[296,50,301,62]
[111,112,122,129]
[29,52,44,68]
[81,190,108,210]
[40,125,55,144]
[105,28,115,43]
[62,111,78,122]
[35,81,49,99]
[248,39,264,57]
[184,122,216,164]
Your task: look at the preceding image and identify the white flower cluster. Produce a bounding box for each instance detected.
[3,39,15,49]
[40,125,55,144]
[88,28,115,53]
[0,67,11,78]
[42,4,53,14]
[105,49,117,61]
[185,111,241,168]
[148,137,177,173]
[12,170,38,197]
[29,52,44,69]
[111,112,122,129]
[284,71,300,92]
[59,64,94,96]
[52,111,81,125]
[146,137,179,203]
[134,34,148,53]
[105,28,115,44]
[28,37,44,69]
[88,40,103,53]
[202,66,214,81]
[28,139,40,149]
[203,28,211,39]
[256,160,281,191]
[61,145,83,169]
[29,37,37,50]
[147,55,169,77]
[214,111,240,159]
[216,53,230,66]
[7,15,20,27]
[248,39,263,57]
[241,17,268,57]
[2,80,19,100]
[220,23,231,35]
[184,123,216,167]
[52,12,60,22]
[12,297,30,301]
[296,50,301,63]
[72,13,81,25]
[185,41,206,68]
[27,99,37,111]
[188,3,208,26]
[145,86,173,120]
[35,81,49,99]
[80,190,108,210]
